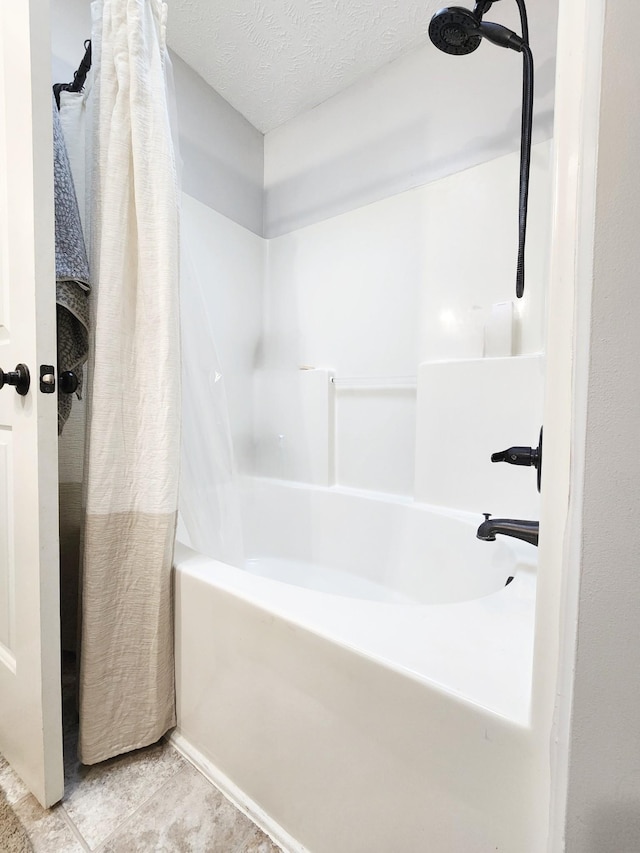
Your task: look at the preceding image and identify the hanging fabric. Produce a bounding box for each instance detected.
[54,85,92,653]
[79,0,180,764]
[57,85,91,232]
[52,96,90,436]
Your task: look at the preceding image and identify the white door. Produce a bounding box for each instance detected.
[0,0,63,808]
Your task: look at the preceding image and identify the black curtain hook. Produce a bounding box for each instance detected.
[53,39,92,109]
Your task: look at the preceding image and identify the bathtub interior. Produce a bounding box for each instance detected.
[176,469,538,728]
[240,478,535,605]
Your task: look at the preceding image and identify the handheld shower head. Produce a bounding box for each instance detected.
[429,6,525,58]
[427,0,534,299]
[428,7,482,56]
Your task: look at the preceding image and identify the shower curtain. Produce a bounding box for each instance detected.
[79,0,180,764]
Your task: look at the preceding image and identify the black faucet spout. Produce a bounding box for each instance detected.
[477,516,539,547]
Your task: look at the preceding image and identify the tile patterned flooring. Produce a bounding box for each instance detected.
[0,658,281,852]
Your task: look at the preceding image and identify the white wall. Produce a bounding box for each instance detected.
[560,1,640,848]
[171,53,264,236]
[264,0,558,238]
[256,141,553,503]
[50,0,90,83]
[262,141,551,374]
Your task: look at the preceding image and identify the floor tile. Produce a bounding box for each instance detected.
[102,762,264,853]
[61,739,185,850]
[4,664,279,853]
[236,825,282,853]
[12,794,86,853]
[0,755,30,806]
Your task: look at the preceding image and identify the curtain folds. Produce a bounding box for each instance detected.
[79,0,180,765]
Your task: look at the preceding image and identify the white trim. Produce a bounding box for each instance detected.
[0,642,16,675]
[168,730,309,853]
[539,0,614,848]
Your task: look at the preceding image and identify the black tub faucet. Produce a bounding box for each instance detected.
[476,513,539,547]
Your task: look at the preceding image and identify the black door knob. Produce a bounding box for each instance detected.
[0,364,30,396]
[59,371,79,395]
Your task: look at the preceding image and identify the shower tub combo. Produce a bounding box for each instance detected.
[172,478,538,852]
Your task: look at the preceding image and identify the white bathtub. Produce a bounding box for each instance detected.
[173,478,539,852]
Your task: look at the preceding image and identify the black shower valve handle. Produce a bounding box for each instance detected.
[491,445,539,467]
[491,427,543,492]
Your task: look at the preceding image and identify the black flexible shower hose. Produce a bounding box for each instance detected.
[517,45,534,298]
[515,0,533,299]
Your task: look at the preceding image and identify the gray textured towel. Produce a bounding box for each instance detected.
[53,96,90,434]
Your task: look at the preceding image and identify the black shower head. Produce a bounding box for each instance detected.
[428,7,482,56]
[429,4,525,56]
[427,0,533,299]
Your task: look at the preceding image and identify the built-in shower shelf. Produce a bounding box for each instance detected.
[330,375,417,390]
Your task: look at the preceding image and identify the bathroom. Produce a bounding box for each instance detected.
[1,0,640,850]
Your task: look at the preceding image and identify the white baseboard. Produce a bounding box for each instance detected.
[168,730,308,853]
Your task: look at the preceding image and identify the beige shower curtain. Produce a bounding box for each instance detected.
[79,0,180,764]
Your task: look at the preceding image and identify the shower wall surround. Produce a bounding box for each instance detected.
[256,140,552,501]
[180,139,552,510]
[255,11,555,502]
[181,195,265,475]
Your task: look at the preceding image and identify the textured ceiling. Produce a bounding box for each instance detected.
[167,0,444,133]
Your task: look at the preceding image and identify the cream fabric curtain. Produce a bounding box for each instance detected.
[79,0,180,764]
